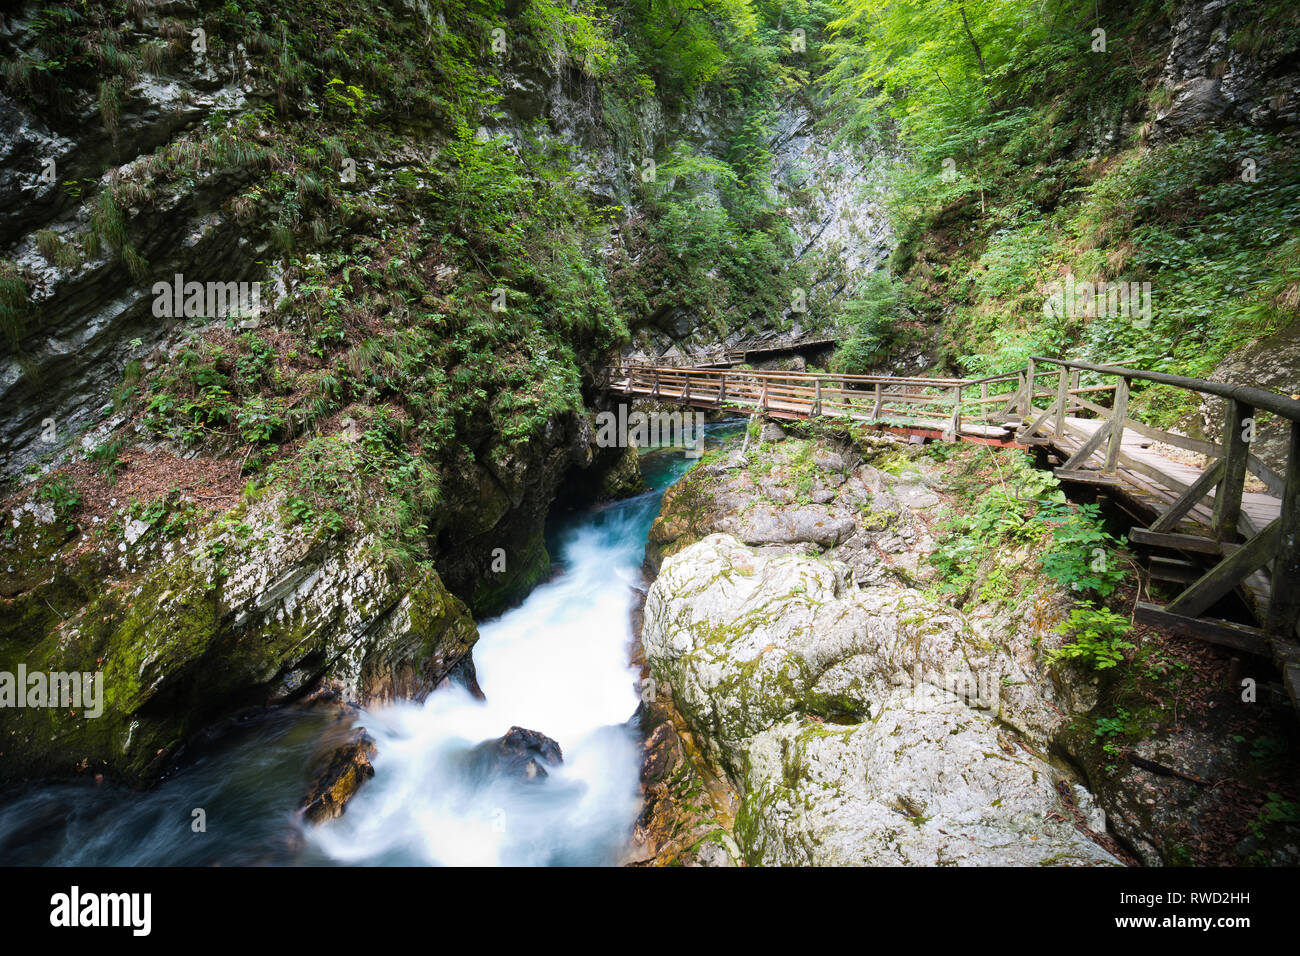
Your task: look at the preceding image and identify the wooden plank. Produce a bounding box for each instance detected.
[1055,367,1068,436]
[1060,418,1113,470]
[1115,450,1194,497]
[1166,519,1280,619]
[1135,603,1272,656]
[1148,457,1227,532]
[1054,468,1123,486]
[1149,556,1203,584]
[1069,394,1223,458]
[1129,528,1224,554]
[1019,397,1058,442]
[1245,453,1285,497]
[1022,359,1034,418]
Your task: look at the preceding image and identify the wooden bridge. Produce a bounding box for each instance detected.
[600,358,1300,708]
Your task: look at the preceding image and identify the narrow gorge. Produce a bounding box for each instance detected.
[1,0,1298,874]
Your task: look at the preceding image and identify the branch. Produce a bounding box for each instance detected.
[957,3,989,83]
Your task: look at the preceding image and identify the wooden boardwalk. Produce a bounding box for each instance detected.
[601,357,1300,710]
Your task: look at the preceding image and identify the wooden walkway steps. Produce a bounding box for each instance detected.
[600,356,1300,711]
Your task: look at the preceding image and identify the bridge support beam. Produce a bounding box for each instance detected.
[1213,399,1252,542]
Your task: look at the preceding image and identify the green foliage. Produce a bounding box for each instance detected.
[1091,706,1133,771]
[0,261,32,349]
[89,437,126,482]
[1048,603,1135,671]
[1251,793,1300,841]
[618,0,761,99]
[929,449,1127,617]
[39,476,83,523]
[834,271,906,371]
[822,0,1299,422]
[1039,502,1127,597]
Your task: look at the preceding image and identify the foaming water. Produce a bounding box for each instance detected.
[0,420,744,866]
[307,496,661,866]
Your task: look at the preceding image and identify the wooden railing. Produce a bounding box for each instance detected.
[1011,356,1300,655]
[601,363,1021,440]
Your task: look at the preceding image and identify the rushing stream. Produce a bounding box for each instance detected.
[0,421,741,866]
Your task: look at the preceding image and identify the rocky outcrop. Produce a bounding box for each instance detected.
[300,723,377,824]
[642,532,1117,866]
[468,726,563,784]
[0,486,477,786]
[770,105,892,283]
[435,410,597,616]
[646,429,939,588]
[1203,316,1300,478]
[1151,0,1300,141]
[627,685,744,867]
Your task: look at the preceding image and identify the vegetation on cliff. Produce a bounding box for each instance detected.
[823,0,1300,430]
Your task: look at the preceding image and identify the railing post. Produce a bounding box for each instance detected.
[1267,420,1300,639]
[652,368,660,400]
[947,385,961,440]
[1104,375,1129,474]
[760,380,769,412]
[681,369,691,402]
[1213,398,1252,541]
[872,382,882,420]
[813,378,822,416]
[717,372,726,406]
[1021,359,1035,418]
[1054,366,1067,436]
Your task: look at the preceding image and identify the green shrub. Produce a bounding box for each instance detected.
[1048,604,1135,671]
[39,476,83,522]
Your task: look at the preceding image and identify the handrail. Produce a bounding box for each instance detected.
[610,363,970,387]
[1031,357,1300,423]
[605,356,1300,429]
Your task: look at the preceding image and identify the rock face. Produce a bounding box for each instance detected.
[770,105,892,281]
[628,688,744,867]
[1151,0,1300,141]
[1204,317,1300,477]
[0,488,478,786]
[642,532,1118,866]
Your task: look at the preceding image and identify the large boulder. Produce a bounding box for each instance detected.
[468,726,563,784]
[1203,317,1300,479]
[642,533,1118,866]
[645,435,936,587]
